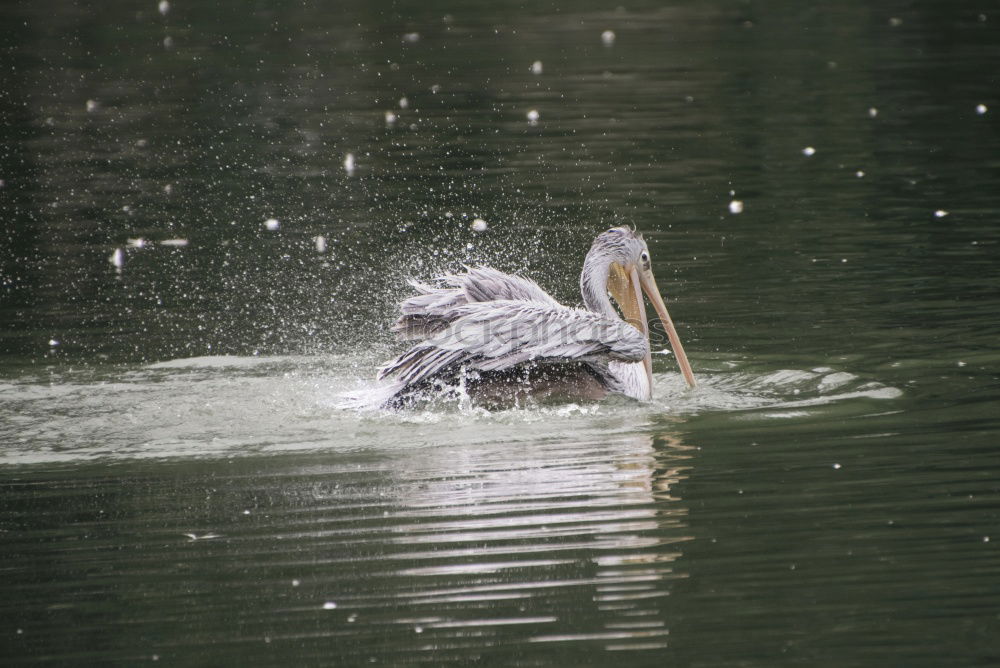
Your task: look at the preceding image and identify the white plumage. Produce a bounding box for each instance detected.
[377,227,695,408]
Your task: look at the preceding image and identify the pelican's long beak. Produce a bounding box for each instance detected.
[633,265,697,389]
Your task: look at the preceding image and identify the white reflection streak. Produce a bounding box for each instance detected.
[380,432,692,650]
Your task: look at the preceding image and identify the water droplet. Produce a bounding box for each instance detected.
[343,153,356,175]
[833,463,842,469]
[291,579,300,587]
[384,110,397,125]
[802,146,816,156]
[530,60,543,75]
[402,32,420,43]
[855,170,865,178]
[934,209,949,218]
[399,96,409,109]
[526,109,540,124]
[976,103,987,115]
[868,107,878,118]
[888,17,903,27]
[728,200,744,214]
[160,239,189,247]
[322,601,337,610]
[471,218,488,232]
[314,235,327,252]
[48,339,59,347]
[264,218,280,231]
[158,0,170,15]
[109,248,124,269]
[601,30,616,46]
[86,99,99,112]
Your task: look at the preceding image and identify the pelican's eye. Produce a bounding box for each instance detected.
[640,251,650,269]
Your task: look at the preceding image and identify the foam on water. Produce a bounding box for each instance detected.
[0,354,901,466]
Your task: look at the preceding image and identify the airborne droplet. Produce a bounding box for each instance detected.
[109,248,124,269]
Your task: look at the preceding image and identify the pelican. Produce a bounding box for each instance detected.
[377,227,695,408]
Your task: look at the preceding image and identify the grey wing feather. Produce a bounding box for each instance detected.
[458,266,559,305]
[393,266,560,340]
[379,301,647,387]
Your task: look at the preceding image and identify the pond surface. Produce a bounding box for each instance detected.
[3,1,1000,665]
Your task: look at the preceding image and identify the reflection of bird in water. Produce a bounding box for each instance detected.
[377,227,695,408]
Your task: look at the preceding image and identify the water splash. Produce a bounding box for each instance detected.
[0,352,900,466]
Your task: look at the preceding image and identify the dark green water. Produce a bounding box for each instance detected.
[3,1,1000,665]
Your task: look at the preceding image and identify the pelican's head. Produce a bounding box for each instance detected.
[591,226,696,389]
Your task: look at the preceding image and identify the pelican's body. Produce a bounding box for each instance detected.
[377,227,695,408]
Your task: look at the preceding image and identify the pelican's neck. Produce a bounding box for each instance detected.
[580,243,654,400]
[580,251,618,319]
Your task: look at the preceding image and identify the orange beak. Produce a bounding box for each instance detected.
[635,265,696,389]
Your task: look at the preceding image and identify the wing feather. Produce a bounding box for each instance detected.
[392,266,560,340]
[379,301,647,388]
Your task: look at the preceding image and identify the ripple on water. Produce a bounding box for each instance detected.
[244,429,691,656]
